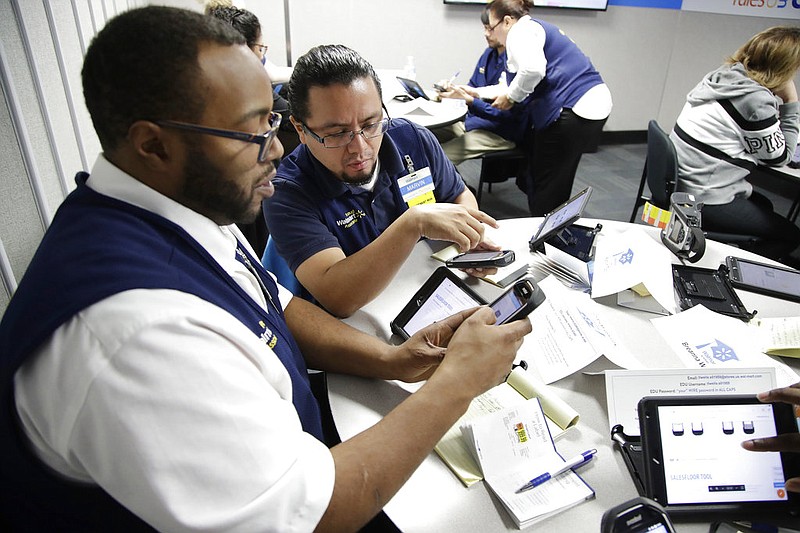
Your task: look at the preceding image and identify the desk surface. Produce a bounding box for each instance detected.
[378,69,466,129]
[331,218,800,532]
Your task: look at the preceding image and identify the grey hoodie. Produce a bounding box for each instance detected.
[670,62,799,205]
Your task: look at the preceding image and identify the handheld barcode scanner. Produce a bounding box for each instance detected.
[601,497,676,533]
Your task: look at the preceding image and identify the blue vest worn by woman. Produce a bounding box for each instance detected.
[528,18,604,129]
[0,173,324,531]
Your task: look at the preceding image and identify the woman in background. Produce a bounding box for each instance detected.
[671,26,800,265]
[485,0,612,217]
[205,4,291,122]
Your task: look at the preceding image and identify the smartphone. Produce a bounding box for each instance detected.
[488,277,545,325]
[445,250,515,269]
[433,82,447,92]
[725,256,800,303]
[601,497,676,533]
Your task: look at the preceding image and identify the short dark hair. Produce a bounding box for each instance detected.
[206,6,261,49]
[288,44,382,123]
[487,0,532,21]
[81,6,245,153]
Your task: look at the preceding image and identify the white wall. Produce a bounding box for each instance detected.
[0,0,796,310]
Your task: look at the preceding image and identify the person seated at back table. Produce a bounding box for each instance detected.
[205,4,291,129]
[264,44,500,317]
[670,26,800,266]
[436,5,530,166]
[0,7,532,532]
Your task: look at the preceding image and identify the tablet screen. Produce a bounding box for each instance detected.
[529,186,592,249]
[656,403,786,505]
[735,259,800,299]
[400,273,482,337]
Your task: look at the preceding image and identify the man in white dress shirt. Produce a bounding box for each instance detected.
[0,7,531,533]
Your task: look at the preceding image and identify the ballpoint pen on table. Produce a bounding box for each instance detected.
[515,448,597,493]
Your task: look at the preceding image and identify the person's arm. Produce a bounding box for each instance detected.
[285,299,532,531]
[741,382,800,492]
[263,58,292,85]
[295,203,497,317]
[494,19,546,110]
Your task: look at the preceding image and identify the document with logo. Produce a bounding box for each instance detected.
[460,399,594,528]
[590,228,676,314]
[650,305,799,386]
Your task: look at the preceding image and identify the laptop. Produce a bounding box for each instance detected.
[396,76,430,100]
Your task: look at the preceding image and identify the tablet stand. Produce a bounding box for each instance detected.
[541,223,602,262]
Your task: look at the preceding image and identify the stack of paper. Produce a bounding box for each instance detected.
[460,399,595,527]
[434,367,580,486]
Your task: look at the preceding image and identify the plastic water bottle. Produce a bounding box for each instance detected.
[403,55,416,80]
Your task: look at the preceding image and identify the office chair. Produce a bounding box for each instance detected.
[261,236,303,296]
[629,121,762,248]
[628,120,676,222]
[476,147,527,207]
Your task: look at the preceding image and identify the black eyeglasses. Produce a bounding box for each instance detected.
[157,112,282,162]
[254,43,269,55]
[301,117,390,149]
[484,18,503,32]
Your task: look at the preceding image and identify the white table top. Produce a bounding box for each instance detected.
[330,218,800,532]
[377,69,466,129]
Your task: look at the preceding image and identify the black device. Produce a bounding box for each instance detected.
[637,395,800,520]
[396,76,430,100]
[487,277,545,326]
[445,250,515,269]
[390,267,544,339]
[529,186,593,252]
[672,264,755,321]
[433,82,447,92]
[600,497,676,533]
[725,256,800,304]
[661,192,706,263]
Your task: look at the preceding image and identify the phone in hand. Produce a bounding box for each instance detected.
[433,82,447,92]
[725,255,800,303]
[445,250,515,269]
[488,277,545,325]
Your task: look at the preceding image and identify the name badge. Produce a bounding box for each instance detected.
[398,166,436,207]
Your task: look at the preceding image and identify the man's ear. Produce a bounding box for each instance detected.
[127,120,176,169]
[289,116,307,145]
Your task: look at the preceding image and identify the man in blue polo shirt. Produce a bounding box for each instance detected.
[264,44,500,317]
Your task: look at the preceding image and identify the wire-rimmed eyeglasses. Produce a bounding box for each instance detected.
[301,117,390,149]
[156,112,282,162]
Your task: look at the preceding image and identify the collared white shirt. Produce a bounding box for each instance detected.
[14,155,335,533]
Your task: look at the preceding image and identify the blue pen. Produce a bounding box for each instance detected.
[515,449,597,493]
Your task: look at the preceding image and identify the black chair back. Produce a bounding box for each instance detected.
[645,120,678,209]
[628,120,678,221]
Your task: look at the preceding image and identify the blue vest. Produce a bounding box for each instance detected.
[528,18,604,129]
[0,173,323,531]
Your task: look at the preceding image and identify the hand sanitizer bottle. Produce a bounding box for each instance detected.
[403,55,416,80]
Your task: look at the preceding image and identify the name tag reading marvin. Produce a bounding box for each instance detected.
[398,166,436,207]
